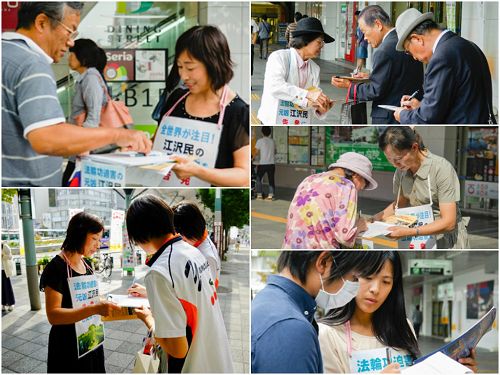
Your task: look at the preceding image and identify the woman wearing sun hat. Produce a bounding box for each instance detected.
[283,152,377,249]
[257,17,335,125]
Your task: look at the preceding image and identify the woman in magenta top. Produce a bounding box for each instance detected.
[283,152,377,249]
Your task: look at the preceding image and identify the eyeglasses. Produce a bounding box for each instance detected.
[403,38,414,57]
[54,18,79,41]
[315,38,325,47]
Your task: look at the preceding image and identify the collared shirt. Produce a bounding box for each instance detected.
[393,150,460,208]
[291,47,309,89]
[2,32,65,186]
[2,32,53,63]
[432,29,450,54]
[382,27,396,43]
[252,274,324,373]
[69,67,107,127]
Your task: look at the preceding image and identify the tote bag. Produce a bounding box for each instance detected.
[74,73,133,128]
[340,82,367,124]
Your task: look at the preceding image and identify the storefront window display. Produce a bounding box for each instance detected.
[269,127,325,166]
[463,127,498,212]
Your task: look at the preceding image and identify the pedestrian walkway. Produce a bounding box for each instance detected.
[251,187,499,249]
[1,246,249,373]
[251,43,374,124]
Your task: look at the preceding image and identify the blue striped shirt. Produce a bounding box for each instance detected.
[2,32,65,186]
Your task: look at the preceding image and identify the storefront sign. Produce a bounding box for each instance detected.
[464,181,498,199]
[104,49,167,82]
[2,2,20,31]
[327,143,395,171]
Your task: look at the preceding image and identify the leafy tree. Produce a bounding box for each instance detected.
[1,189,17,204]
[197,189,249,252]
[197,189,248,230]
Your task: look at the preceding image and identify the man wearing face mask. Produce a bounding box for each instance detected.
[251,251,378,373]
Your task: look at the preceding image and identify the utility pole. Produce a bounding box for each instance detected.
[214,188,224,259]
[18,189,41,310]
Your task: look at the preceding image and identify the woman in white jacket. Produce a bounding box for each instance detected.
[2,242,15,311]
[257,17,335,125]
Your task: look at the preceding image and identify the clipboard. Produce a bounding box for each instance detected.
[337,75,370,82]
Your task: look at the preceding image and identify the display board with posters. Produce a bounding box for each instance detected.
[311,127,325,166]
[273,127,288,164]
[288,127,310,165]
[104,49,167,82]
[466,280,495,319]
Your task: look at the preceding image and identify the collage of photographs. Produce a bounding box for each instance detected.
[0,1,499,374]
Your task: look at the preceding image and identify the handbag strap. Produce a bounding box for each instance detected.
[345,83,357,104]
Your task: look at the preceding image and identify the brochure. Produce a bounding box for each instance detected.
[414,306,496,363]
[403,352,472,374]
[101,294,150,321]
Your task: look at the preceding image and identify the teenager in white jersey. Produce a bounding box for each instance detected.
[126,195,233,373]
[173,201,221,289]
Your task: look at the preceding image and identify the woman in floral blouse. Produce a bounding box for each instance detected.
[283,152,377,249]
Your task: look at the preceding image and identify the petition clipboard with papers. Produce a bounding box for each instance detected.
[414,306,496,364]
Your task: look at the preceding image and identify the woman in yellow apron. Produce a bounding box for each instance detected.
[318,251,478,373]
[154,26,249,187]
[40,212,120,373]
[372,126,469,249]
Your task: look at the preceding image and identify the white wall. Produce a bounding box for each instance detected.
[198,2,250,103]
[461,2,498,117]
[452,266,498,351]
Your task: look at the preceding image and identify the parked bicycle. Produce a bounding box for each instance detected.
[95,251,113,279]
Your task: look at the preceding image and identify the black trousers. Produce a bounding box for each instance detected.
[251,44,254,76]
[256,164,275,195]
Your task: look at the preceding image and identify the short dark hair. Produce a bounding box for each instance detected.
[261,126,272,137]
[69,39,107,76]
[17,2,83,30]
[172,201,206,241]
[61,212,104,254]
[126,195,175,245]
[290,32,323,49]
[359,5,391,27]
[411,19,442,35]
[294,12,302,22]
[166,25,234,92]
[416,304,420,310]
[277,251,386,285]
[378,126,426,152]
[321,251,421,360]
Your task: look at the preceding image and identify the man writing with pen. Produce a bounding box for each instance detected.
[393,9,496,124]
[331,5,423,124]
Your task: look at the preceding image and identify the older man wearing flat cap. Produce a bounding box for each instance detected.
[257,17,335,125]
[393,8,496,124]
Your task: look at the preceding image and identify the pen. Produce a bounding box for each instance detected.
[386,347,392,365]
[408,90,419,100]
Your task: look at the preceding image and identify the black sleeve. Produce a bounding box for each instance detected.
[350,49,393,101]
[39,256,65,294]
[230,99,249,152]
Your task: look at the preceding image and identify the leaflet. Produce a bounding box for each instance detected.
[403,352,472,374]
[361,221,393,238]
[414,306,496,363]
[378,105,401,111]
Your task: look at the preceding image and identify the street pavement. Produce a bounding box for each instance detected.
[251,43,375,124]
[1,246,249,373]
[251,187,499,249]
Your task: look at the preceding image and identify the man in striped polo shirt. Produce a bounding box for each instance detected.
[2,2,152,187]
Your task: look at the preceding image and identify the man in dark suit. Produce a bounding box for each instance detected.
[394,8,496,124]
[332,5,423,124]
